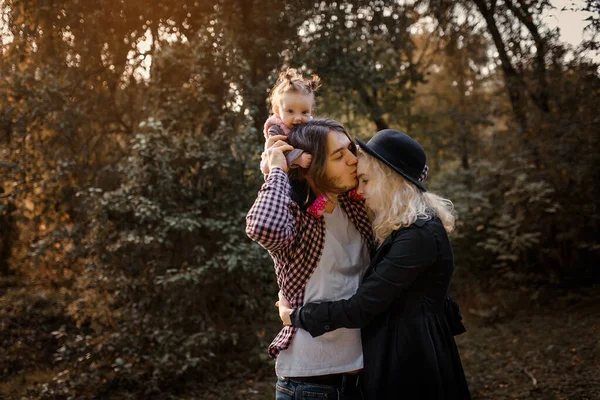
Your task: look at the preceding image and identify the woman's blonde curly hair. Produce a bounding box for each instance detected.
[358,149,455,243]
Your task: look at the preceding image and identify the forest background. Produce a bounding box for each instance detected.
[0,0,598,398]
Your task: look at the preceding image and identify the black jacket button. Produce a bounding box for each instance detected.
[324,325,330,331]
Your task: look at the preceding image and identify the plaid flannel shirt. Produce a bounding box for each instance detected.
[246,167,376,359]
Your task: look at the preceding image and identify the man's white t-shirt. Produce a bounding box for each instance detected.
[275,205,370,377]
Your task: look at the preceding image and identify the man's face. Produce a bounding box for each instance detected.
[322,130,359,194]
[275,92,314,129]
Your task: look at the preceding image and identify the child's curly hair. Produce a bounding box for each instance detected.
[268,68,321,113]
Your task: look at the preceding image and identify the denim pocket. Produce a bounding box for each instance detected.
[300,385,337,399]
[302,391,331,399]
[276,377,295,400]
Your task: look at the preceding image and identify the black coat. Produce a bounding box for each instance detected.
[294,217,471,400]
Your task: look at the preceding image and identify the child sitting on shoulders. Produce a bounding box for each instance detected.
[261,68,321,175]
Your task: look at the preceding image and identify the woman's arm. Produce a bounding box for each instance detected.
[287,226,437,337]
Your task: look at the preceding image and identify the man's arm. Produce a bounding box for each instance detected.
[246,167,297,252]
[292,227,437,337]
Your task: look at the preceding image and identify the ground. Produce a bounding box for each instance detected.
[204,286,600,400]
[1,279,598,399]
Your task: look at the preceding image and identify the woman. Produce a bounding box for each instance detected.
[278,129,471,399]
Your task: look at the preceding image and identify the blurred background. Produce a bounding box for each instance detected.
[0,0,598,398]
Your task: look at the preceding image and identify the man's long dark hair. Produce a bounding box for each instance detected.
[286,118,356,208]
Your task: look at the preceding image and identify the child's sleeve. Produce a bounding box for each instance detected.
[263,115,291,140]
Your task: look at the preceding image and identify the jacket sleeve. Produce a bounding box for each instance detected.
[245,167,296,252]
[294,226,437,337]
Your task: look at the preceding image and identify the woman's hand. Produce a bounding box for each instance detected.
[275,290,293,326]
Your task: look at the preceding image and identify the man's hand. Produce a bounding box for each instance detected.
[264,134,288,152]
[265,137,294,174]
[260,134,289,176]
[275,290,293,326]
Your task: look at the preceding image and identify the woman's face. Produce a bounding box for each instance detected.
[356,158,371,200]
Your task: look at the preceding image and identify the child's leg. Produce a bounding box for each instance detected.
[286,150,312,169]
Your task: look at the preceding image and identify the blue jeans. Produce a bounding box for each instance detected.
[275,376,364,400]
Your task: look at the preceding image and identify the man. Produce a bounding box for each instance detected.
[246,119,376,399]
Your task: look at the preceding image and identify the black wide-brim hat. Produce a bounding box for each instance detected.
[356,129,427,192]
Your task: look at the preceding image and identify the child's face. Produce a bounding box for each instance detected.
[275,92,314,128]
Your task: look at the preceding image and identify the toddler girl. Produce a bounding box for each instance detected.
[261,68,321,175]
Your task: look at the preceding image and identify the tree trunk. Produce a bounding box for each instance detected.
[357,86,388,131]
[472,0,529,143]
[505,0,550,113]
[0,199,16,276]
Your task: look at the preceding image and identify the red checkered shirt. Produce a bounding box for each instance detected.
[246,167,376,359]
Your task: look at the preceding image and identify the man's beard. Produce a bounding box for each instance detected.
[323,174,357,194]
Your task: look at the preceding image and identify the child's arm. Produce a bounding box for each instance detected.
[263,115,291,140]
[268,124,285,137]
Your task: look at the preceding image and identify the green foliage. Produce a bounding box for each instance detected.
[38,117,274,396]
[433,158,562,285]
[430,55,600,284]
[290,2,430,131]
[1,0,599,398]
